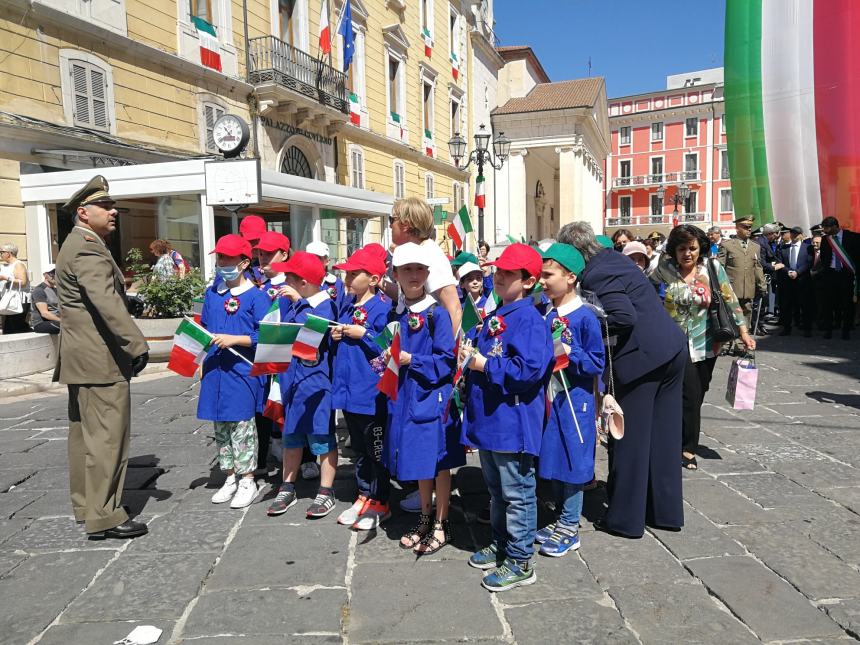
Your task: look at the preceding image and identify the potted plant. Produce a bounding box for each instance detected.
[125,248,207,359]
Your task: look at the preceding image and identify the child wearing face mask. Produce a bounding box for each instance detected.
[198,234,272,509]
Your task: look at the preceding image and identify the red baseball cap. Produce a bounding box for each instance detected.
[333,249,386,278]
[362,243,388,265]
[254,231,291,253]
[271,251,325,285]
[211,234,252,259]
[239,215,266,240]
[485,243,543,278]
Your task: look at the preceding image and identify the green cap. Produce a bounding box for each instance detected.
[450,251,478,268]
[596,235,614,249]
[541,243,585,275]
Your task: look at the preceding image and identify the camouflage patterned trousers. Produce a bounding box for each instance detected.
[214,419,258,476]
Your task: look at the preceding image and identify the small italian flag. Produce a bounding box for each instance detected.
[552,325,570,373]
[349,93,361,125]
[263,375,285,427]
[424,129,433,157]
[474,174,486,208]
[250,322,300,376]
[293,314,330,361]
[374,320,398,350]
[190,296,204,324]
[377,321,401,400]
[168,318,213,377]
[191,16,222,72]
[447,205,473,250]
[482,290,500,317]
[422,27,432,57]
[461,293,482,333]
[451,51,459,80]
[318,0,331,55]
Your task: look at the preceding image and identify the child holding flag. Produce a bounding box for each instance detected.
[536,243,605,557]
[461,243,554,591]
[330,248,392,530]
[266,251,339,519]
[384,243,459,555]
[198,234,272,509]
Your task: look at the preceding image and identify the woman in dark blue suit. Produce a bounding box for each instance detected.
[558,222,688,538]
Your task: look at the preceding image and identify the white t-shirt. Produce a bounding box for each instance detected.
[421,239,457,294]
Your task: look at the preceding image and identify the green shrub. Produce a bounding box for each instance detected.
[125,248,206,319]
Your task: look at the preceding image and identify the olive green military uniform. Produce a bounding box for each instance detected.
[54,179,149,534]
[718,236,767,329]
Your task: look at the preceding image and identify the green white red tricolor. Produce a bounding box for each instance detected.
[250,322,300,376]
[318,0,331,55]
[725,0,860,231]
[292,314,330,361]
[376,322,400,400]
[349,93,360,125]
[474,174,485,209]
[447,205,473,250]
[263,374,285,427]
[192,17,221,72]
[168,318,213,377]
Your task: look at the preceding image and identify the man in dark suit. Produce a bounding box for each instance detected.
[558,222,688,539]
[754,223,783,326]
[776,226,813,337]
[818,216,860,340]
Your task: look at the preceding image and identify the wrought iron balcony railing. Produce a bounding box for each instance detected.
[605,212,708,227]
[248,35,348,114]
[611,170,702,189]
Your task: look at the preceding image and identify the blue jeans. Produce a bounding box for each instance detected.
[553,480,583,528]
[479,450,537,562]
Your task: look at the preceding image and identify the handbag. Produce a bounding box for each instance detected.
[726,353,758,410]
[598,317,624,440]
[706,259,740,343]
[0,282,23,316]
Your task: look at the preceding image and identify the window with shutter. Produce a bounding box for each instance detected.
[393,161,405,200]
[70,60,111,132]
[72,63,90,126]
[203,103,225,152]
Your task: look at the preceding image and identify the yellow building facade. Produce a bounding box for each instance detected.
[1,0,478,276]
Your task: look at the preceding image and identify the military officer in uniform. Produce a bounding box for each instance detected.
[55,176,150,540]
[718,215,767,346]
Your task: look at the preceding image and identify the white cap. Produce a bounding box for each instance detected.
[622,241,648,259]
[537,238,555,252]
[392,242,431,268]
[43,263,56,274]
[457,262,482,280]
[306,241,330,257]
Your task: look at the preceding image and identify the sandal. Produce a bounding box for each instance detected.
[400,513,431,549]
[414,519,451,556]
[682,455,698,470]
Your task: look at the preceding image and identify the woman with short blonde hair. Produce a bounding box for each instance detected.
[391,197,435,240]
[0,242,31,334]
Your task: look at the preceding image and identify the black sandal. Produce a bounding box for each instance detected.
[682,455,698,470]
[400,513,431,549]
[414,519,451,555]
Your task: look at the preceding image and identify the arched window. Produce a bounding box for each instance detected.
[280,145,313,178]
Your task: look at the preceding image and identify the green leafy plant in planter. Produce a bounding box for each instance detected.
[125,248,206,319]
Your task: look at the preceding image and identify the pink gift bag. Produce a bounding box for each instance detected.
[726,355,757,410]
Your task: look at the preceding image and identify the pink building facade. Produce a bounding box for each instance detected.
[604,69,734,236]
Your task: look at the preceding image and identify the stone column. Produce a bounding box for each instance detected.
[556,144,582,227]
[506,149,528,241]
[24,204,50,276]
[198,195,216,279]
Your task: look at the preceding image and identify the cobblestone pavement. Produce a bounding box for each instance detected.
[1,335,859,644]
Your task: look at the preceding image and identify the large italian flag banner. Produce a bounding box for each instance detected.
[725,0,860,232]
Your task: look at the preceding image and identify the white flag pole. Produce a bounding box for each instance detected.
[183,316,253,366]
[558,370,584,444]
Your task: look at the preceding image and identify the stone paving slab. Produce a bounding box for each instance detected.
[2,516,124,554]
[649,504,745,561]
[504,597,637,645]
[0,489,44,519]
[38,621,176,645]
[719,472,825,508]
[819,486,860,514]
[124,510,239,554]
[686,555,845,641]
[579,529,690,587]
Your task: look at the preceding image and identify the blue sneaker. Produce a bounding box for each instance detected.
[539,524,580,558]
[535,522,556,544]
[481,558,536,592]
[469,544,504,570]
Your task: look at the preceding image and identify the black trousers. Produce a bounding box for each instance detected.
[605,349,686,537]
[778,276,813,331]
[32,320,61,334]
[818,268,855,332]
[344,406,390,503]
[254,413,271,470]
[682,356,717,455]
[2,304,30,334]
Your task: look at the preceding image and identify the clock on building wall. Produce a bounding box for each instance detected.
[212,114,250,158]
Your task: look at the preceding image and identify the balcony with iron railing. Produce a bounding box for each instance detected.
[247,35,349,116]
[606,212,708,228]
[612,170,701,189]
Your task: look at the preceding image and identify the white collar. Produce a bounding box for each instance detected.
[270,273,285,285]
[323,272,337,284]
[407,294,436,314]
[217,280,255,296]
[555,295,584,318]
[306,290,330,308]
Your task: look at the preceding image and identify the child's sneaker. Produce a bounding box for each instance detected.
[535,522,556,544]
[211,474,237,504]
[481,558,537,592]
[337,496,368,525]
[306,489,336,518]
[352,500,391,530]
[267,483,297,516]
[468,544,504,570]
[539,524,580,557]
[400,489,435,513]
[301,461,320,480]
[229,477,259,509]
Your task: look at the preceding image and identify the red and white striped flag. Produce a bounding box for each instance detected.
[318,0,331,55]
[474,174,486,208]
[262,374,285,427]
[552,326,570,373]
[376,321,400,400]
[293,314,330,361]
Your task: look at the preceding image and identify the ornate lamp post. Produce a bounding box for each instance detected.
[656,181,690,226]
[447,124,511,242]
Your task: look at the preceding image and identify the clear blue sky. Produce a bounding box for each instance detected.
[494,0,726,98]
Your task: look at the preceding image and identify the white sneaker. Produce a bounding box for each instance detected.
[301,461,320,480]
[211,475,237,504]
[399,489,435,513]
[229,477,259,509]
[352,501,391,530]
[337,496,368,525]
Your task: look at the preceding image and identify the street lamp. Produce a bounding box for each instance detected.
[656,181,690,225]
[448,123,510,242]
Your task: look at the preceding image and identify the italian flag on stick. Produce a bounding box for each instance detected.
[374,320,398,350]
[474,174,486,208]
[168,318,213,377]
[263,375,285,427]
[190,297,204,324]
[447,205,473,250]
[461,293,482,333]
[349,93,361,125]
[552,326,570,373]
[293,314,330,361]
[318,0,331,55]
[377,321,401,400]
[250,322,300,376]
[191,16,222,72]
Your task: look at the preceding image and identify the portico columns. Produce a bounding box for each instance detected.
[506,149,529,241]
[556,145,579,228]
